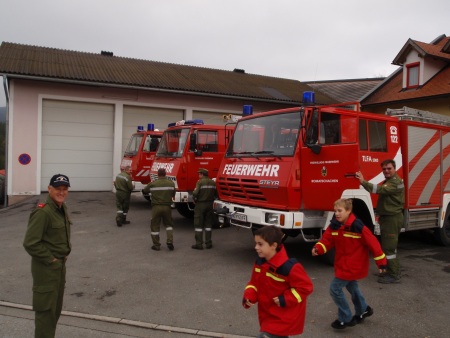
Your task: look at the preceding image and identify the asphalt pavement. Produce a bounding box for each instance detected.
[1,191,450,338]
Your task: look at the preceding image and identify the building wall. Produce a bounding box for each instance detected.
[7,78,295,204]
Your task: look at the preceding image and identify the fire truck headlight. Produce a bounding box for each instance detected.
[265,213,279,225]
[265,213,285,226]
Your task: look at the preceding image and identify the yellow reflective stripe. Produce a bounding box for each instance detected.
[245,285,257,292]
[290,288,302,303]
[331,231,338,236]
[317,242,327,254]
[254,267,261,273]
[266,272,285,282]
[374,253,386,261]
[343,233,361,239]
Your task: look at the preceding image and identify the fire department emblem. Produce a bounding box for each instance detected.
[321,166,327,177]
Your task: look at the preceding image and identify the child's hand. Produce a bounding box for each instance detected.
[273,297,280,307]
[244,299,255,308]
[379,268,386,274]
[311,247,319,256]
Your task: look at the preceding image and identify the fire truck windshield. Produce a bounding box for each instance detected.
[156,128,190,157]
[124,134,144,156]
[226,111,301,157]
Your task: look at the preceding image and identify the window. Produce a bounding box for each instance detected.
[359,119,368,150]
[406,62,419,88]
[197,131,218,152]
[359,119,387,152]
[319,113,340,145]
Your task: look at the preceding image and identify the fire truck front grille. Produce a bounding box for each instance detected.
[217,177,266,201]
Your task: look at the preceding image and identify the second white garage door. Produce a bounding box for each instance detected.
[41,100,114,191]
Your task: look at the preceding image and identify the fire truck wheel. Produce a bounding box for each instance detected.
[175,203,195,219]
[434,214,450,246]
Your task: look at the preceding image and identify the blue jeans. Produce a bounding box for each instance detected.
[329,277,367,323]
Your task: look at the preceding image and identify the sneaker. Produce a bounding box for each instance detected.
[354,306,373,323]
[191,245,203,250]
[378,275,400,284]
[331,318,357,329]
[151,245,160,251]
[167,243,174,251]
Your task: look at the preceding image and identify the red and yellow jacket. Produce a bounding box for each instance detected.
[243,245,313,336]
[314,213,387,280]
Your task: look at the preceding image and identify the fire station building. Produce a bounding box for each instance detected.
[0,42,335,205]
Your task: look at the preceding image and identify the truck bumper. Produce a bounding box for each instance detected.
[213,200,326,230]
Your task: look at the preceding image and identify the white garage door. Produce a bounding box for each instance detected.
[122,105,184,154]
[41,100,114,191]
[193,110,238,125]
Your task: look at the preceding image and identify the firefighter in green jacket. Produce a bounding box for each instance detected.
[114,166,134,227]
[143,168,176,251]
[192,168,217,250]
[23,174,72,338]
[356,159,405,284]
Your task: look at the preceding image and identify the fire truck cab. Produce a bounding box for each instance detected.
[149,119,234,218]
[214,93,450,246]
[121,123,163,191]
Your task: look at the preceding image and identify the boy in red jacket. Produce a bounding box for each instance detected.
[243,226,313,338]
[312,198,387,330]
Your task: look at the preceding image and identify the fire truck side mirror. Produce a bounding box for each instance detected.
[189,133,197,151]
[309,144,322,155]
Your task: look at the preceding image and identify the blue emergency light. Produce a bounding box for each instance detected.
[167,119,204,127]
[302,91,315,106]
[147,123,155,131]
[137,125,144,132]
[243,105,253,116]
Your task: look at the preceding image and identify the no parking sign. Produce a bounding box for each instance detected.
[18,153,31,165]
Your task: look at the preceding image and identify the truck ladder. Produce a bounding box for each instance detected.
[386,107,450,127]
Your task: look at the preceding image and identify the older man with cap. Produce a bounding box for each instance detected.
[23,174,72,338]
[143,168,176,251]
[192,168,217,250]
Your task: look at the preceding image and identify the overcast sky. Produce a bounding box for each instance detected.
[0,0,449,108]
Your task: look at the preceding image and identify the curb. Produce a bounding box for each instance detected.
[0,301,253,338]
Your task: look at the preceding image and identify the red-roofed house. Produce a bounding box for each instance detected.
[361,34,450,115]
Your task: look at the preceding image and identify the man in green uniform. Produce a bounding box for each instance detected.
[114,165,134,227]
[192,168,217,250]
[356,159,405,283]
[23,174,72,338]
[143,168,175,251]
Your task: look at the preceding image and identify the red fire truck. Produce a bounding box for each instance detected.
[214,93,450,246]
[149,119,235,218]
[121,123,163,189]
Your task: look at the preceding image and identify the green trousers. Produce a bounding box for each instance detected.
[150,205,174,247]
[194,202,213,246]
[116,191,131,223]
[31,258,66,338]
[379,213,403,278]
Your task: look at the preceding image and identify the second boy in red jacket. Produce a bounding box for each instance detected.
[312,198,387,330]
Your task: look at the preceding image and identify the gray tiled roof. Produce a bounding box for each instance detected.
[305,78,384,103]
[0,42,336,105]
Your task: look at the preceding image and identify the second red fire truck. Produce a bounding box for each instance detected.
[214,93,450,246]
[121,123,163,191]
[149,119,235,218]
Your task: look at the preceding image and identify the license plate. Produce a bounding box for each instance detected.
[232,213,247,222]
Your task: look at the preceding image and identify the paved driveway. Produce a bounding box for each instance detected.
[1,191,450,337]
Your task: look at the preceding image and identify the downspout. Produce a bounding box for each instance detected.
[2,75,9,207]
